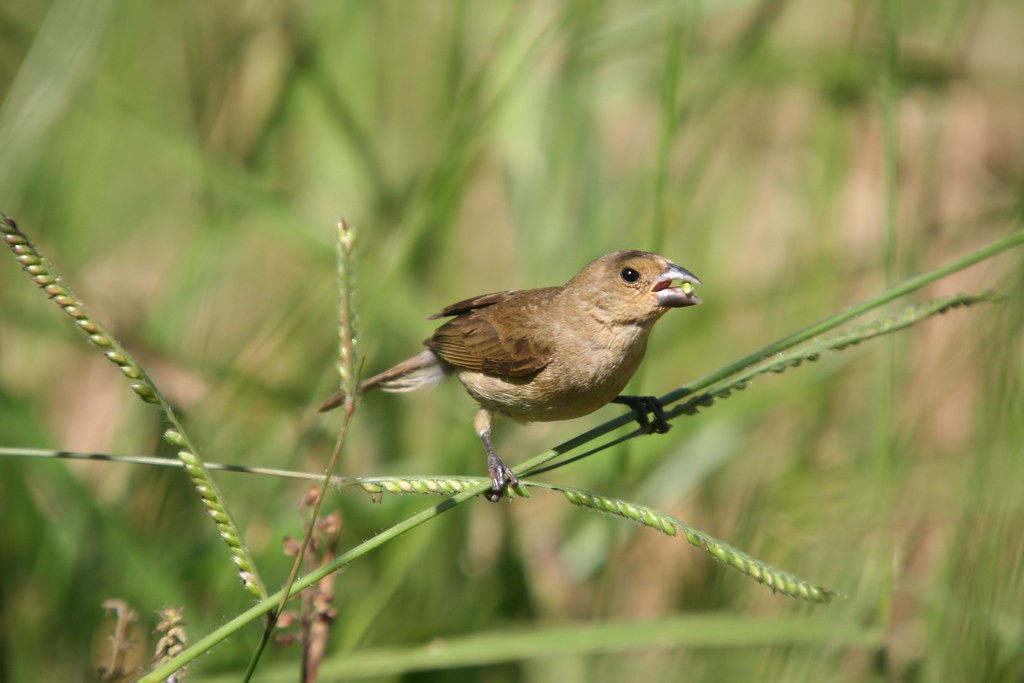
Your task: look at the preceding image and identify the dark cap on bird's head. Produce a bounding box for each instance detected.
[567,250,702,324]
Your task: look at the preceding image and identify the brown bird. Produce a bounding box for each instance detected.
[319,250,702,501]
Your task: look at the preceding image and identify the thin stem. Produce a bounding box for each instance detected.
[1,213,266,598]
[140,486,484,682]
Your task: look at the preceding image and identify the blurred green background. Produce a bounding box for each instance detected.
[1,1,1022,681]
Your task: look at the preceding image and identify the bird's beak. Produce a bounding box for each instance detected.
[652,262,702,307]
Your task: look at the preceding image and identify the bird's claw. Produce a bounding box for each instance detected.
[613,395,672,434]
[486,455,519,502]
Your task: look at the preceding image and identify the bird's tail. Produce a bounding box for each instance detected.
[318,349,448,412]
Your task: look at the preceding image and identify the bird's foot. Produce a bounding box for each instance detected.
[486,453,519,503]
[613,395,672,434]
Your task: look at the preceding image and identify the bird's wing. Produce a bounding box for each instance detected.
[424,290,553,377]
[426,316,552,376]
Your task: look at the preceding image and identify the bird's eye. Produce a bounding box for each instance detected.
[620,267,640,283]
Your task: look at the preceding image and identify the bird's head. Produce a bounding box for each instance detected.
[567,250,702,326]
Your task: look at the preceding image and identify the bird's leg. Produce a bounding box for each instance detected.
[612,395,672,434]
[474,408,518,502]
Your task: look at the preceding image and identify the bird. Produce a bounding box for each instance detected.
[319,250,702,501]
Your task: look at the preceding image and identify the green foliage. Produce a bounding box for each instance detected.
[3,215,266,600]
[2,1,1023,681]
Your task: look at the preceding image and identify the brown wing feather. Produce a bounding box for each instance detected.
[424,295,553,377]
[426,290,518,319]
